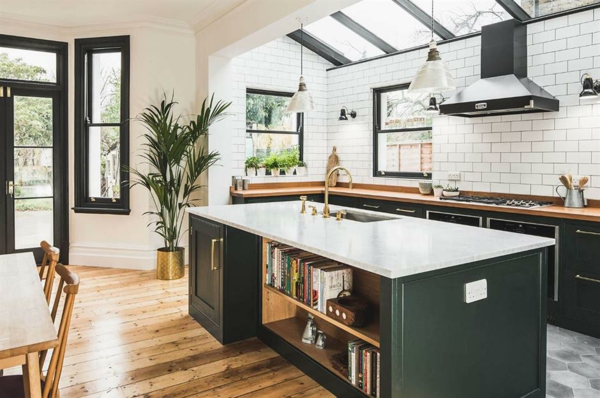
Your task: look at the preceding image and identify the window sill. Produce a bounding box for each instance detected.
[374,174,433,181]
[72,206,131,215]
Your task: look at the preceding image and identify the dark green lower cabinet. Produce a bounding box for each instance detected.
[233,194,323,205]
[359,198,424,218]
[189,215,259,344]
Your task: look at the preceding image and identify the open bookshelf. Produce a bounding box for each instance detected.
[261,238,381,396]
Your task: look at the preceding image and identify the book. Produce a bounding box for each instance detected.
[320,265,353,313]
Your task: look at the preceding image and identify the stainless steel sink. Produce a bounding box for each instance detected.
[339,211,397,223]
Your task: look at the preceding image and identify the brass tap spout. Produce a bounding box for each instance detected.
[323,166,353,218]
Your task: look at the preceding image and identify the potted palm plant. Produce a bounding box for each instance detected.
[128,94,230,280]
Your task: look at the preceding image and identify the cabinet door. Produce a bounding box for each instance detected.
[190,216,223,328]
[329,195,360,208]
[565,223,600,275]
[359,198,424,218]
[565,268,600,325]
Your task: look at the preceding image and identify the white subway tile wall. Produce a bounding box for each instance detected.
[233,8,600,198]
[231,36,331,183]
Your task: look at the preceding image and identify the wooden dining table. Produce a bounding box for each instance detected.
[0,252,58,398]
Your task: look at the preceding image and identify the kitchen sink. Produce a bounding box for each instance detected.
[339,211,396,223]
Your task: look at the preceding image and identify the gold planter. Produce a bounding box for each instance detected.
[156,247,185,280]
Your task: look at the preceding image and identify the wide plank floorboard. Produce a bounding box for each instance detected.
[5,265,335,398]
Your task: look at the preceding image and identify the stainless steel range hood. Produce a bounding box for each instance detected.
[439,20,559,118]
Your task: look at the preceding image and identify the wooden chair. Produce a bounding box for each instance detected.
[0,264,79,398]
[39,241,60,304]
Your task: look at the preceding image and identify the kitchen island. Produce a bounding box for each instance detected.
[187,202,554,398]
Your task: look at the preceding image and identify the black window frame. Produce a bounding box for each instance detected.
[245,88,304,161]
[373,83,433,180]
[74,36,130,215]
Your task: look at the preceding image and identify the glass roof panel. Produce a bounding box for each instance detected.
[411,0,511,36]
[342,0,441,51]
[304,16,385,61]
[511,0,600,18]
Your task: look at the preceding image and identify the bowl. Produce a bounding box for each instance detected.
[442,191,460,197]
[418,181,433,195]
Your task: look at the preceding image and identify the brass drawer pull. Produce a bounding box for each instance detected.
[211,238,222,271]
[396,208,416,213]
[576,275,600,284]
[363,204,380,209]
[576,229,600,237]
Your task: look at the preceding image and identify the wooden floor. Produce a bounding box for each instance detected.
[7,266,334,398]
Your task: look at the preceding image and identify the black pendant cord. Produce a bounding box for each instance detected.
[431,0,435,41]
[300,23,304,76]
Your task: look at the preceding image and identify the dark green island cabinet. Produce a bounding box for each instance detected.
[189,207,551,398]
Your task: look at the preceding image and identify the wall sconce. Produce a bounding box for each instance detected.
[339,106,357,121]
[425,94,439,114]
[580,73,600,100]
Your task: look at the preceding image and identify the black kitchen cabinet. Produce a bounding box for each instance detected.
[328,194,360,208]
[359,198,424,218]
[189,215,260,344]
[562,221,600,335]
[233,194,323,205]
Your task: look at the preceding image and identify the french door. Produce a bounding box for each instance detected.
[0,35,68,263]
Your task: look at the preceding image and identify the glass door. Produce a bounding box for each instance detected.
[3,88,58,261]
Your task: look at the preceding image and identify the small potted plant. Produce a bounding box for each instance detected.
[257,161,266,176]
[280,152,297,175]
[433,184,444,197]
[263,154,281,176]
[442,185,460,197]
[245,156,260,177]
[297,160,307,176]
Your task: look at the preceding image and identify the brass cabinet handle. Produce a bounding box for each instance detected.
[576,229,600,237]
[576,275,600,284]
[0,86,3,97]
[211,238,222,271]
[396,208,416,213]
[363,204,380,209]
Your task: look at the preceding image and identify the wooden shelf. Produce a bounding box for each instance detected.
[264,317,369,396]
[264,285,380,347]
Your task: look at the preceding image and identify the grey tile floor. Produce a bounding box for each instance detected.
[547,325,600,398]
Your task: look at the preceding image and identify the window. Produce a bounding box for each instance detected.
[373,84,433,179]
[245,89,303,160]
[74,36,130,214]
[512,0,600,18]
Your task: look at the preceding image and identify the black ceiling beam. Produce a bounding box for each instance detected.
[331,11,397,54]
[495,0,531,21]
[287,29,351,66]
[390,0,455,40]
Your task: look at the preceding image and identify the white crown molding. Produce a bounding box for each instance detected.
[0,12,195,37]
[190,0,249,33]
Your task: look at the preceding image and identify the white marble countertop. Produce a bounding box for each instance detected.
[188,202,555,278]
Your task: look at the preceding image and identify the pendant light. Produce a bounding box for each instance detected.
[408,0,455,94]
[287,21,316,113]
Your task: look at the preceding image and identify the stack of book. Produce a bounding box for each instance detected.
[266,241,353,314]
[348,340,380,397]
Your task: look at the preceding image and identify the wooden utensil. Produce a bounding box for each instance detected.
[578,176,589,189]
[566,174,573,189]
[559,175,571,189]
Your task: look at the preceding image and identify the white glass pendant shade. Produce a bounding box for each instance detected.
[287,76,315,113]
[408,41,455,94]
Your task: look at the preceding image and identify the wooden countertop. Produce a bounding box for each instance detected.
[230,183,600,223]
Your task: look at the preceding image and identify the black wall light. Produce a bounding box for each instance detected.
[580,73,600,100]
[339,106,357,121]
[425,95,439,114]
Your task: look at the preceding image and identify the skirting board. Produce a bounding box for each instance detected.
[69,243,188,270]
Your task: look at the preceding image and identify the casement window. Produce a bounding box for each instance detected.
[373,84,433,180]
[245,89,304,160]
[74,36,130,214]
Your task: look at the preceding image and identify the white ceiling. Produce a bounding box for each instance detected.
[0,0,248,30]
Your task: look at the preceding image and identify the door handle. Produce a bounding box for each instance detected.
[576,275,600,284]
[0,86,3,98]
[396,208,416,213]
[211,238,223,271]
[6,181,13,197]
[576,229,600,237]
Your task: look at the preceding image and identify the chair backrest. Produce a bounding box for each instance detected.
[39,241,60,304]
[39,263,79,398]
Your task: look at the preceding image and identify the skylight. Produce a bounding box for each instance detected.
[289,0,600,66]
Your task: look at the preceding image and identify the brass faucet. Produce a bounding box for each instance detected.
[323,166,353,218]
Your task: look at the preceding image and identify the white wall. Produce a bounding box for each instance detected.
[1,19,197,269]
[230,36,331,182]
[327,8,600,199]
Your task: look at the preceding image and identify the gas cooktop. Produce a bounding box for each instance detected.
[439,195,554,209]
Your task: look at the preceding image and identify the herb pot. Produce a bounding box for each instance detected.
[433,187,444,197]
[271,169,280,176]
[443,190,460,197]
[257,167,266,176]
[246,167,255,177]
